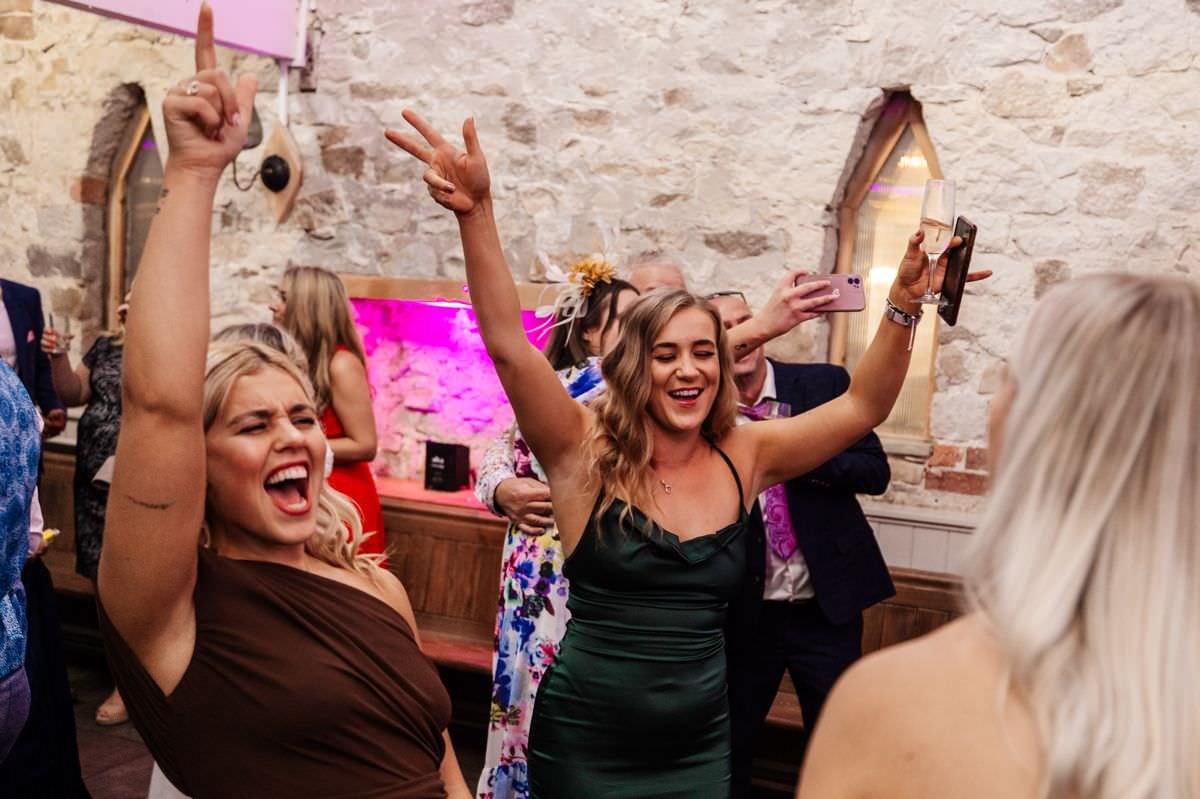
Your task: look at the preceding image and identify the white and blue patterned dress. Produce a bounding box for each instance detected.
[474,358,605,799]
[0,362,41,681]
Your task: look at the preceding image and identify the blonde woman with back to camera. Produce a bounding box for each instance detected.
[798,274,1200,799]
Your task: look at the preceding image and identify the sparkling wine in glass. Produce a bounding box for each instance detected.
[916,179,956,305]
[48,313,73,355]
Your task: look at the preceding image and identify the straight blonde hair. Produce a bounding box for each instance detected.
[964,274,1200,799]
[278,266,368,412]
[586,290,738,530]
[202,341,383,579]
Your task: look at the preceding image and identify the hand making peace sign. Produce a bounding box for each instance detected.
[385,110,491,216]
[161,2,257,181]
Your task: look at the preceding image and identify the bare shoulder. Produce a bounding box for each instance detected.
[329,348,367,381]
[373,568,416,620]
[801,615,1036,799]
[833,615,1005,719]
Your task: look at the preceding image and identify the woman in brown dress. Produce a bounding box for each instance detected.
[96,7,471,798]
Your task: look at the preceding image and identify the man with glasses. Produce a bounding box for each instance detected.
[708,288,893,798]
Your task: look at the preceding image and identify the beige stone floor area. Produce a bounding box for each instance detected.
[70,658,153,799]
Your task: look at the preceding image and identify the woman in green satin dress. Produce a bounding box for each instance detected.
[388,111,967,798]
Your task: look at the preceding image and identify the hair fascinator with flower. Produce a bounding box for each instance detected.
[533,253,618,336]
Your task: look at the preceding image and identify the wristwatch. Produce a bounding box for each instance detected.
[884,299,923,351]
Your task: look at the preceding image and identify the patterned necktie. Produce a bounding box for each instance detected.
[738,399,798,560]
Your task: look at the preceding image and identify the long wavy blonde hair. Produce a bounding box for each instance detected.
[586,290,739,529]
[202,341,383,579]
[278,266,368,412]
[964,274,1200,799]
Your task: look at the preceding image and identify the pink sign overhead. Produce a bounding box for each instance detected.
[47,0,305,61]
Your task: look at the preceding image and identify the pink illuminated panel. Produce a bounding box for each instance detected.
[47,0,303,60]
[351,298,551,483]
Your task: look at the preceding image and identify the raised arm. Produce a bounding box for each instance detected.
[742,232,990,496]
[796,367,890,495]
[385,112,588,478]
[725,269,836,355]
[99,4,256,668]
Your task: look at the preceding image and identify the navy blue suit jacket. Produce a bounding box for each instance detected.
[1,279,63,416]
[729,360,894,629]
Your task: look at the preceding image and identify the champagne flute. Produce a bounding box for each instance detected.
[48,313,73,355]
[916,179,956,305]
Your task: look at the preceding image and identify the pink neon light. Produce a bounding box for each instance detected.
[350,297,552,481]
[47,0,301,60]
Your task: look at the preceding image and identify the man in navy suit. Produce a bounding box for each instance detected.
[0,279,66,436]
[709,292,894,798]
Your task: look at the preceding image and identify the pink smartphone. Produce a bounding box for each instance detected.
[794,273,866,312]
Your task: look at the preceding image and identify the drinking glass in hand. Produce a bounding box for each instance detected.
[917,179,956,305]
[47,313,74,355]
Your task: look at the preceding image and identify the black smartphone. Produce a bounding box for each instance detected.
[938,216,977,326]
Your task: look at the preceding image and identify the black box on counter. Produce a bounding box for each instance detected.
[424,441,470,492]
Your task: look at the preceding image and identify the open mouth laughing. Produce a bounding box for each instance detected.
[264,463,312,516]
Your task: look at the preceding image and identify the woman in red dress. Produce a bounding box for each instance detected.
[272,267,386,559]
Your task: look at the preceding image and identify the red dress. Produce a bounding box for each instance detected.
[321,400,387,560]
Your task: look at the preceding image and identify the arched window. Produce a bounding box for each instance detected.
[106,100,162,325]
[830,93,941,452]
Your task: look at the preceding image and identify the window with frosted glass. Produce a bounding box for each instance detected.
[838,109,939,444]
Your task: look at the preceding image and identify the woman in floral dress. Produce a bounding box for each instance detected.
[473,265,637,799]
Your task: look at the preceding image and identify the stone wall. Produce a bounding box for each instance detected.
[3,0,1198,515]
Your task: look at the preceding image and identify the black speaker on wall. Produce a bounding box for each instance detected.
[424,441,471,492]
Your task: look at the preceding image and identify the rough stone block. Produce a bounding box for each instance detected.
[0,134,24,165]
[0,0,32,13]
[977,361,1007,395]
[0,13,33,40]
[928,444,960,468]
[26,245,81,279]
[461,0,514,27]
[572,109,612,129]
[925,469,988,496]
[965,448,989,471]
[702,231,769,259]
[292,188,344,234]
[982,72,1063,119]
[70,176,107,205]
[1053,0,1123,23]
[1033,259,1071,299]
[502,103,536,146]
[1076,162,1145,218]
[1044,33,1091,72]
[322,146,366,178]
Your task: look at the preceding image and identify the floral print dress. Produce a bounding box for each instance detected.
[474,358,605,799]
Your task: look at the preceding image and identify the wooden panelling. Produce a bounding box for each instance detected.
[40,447,93,597]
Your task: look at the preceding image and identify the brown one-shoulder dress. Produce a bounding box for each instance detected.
[99,548,452,798]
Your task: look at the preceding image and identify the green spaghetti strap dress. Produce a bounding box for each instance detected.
[526,447,748,799]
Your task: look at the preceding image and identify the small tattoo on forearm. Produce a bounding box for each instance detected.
[125,493,173,511]
[154,188,171,215]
